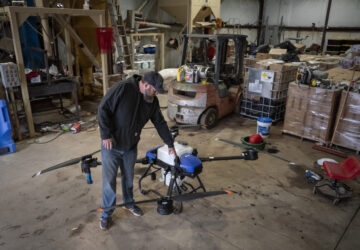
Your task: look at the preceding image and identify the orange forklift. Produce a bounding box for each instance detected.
[167,34,247,128]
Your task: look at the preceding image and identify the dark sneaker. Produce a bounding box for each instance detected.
[99,217,111,230]
[123,204,143,216]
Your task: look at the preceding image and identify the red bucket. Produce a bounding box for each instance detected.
[96,27,113,53]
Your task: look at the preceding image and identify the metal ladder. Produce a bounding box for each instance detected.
[107,0,132,69]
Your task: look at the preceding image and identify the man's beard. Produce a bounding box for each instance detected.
[143,88,154,103]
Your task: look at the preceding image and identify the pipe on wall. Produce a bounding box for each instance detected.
[321,0,333,52]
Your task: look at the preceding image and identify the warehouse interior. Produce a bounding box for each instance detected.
[0,0,359,249]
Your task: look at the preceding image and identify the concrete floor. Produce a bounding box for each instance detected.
[0,94,359,250]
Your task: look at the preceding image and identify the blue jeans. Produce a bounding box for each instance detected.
[101,145,138,219]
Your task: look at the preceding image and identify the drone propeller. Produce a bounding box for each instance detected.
[91,190,236,213]
[32,150,101,178]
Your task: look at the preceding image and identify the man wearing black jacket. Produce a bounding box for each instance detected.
[98,71,176,230]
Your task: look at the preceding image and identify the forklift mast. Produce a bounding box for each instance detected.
[180,34,247,86]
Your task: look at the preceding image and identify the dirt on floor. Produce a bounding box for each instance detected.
[0,94,359,250]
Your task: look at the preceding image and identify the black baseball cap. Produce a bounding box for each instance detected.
[143,71,165,94]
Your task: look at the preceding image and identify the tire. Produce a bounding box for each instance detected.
[200,108,218,129]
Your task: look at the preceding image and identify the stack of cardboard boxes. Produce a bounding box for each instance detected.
[283,82,341,143]
[244,59,299,97]
[331,91,360,152]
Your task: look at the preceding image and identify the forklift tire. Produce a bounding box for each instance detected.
[200,108,218,129]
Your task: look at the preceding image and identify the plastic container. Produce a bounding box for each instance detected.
[177,67,185,82]
[143,46,156,54]
[185,68,200,83]
[157,141,193,186]
[0,100,16,155]
[96,27,113,53]
[241,136,266,150]
[157,141,193,166]
[257,117,272,138]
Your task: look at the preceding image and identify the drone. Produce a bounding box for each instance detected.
[32,126,258,215]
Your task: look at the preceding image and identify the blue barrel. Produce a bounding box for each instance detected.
[0,100,16,154]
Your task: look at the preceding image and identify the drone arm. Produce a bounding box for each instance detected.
[199,150,258,162]
[136,157,149,164]
[199,155,245,162]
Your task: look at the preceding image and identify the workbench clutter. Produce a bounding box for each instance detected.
[298,54,342,71]
[133,45,156,74]
[341,44,360,69]
[24,64,61,84]
[134,54,155,74]
[254,41,300,62]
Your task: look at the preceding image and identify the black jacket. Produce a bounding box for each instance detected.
[98,75,174,151]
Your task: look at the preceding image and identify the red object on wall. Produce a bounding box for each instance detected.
[96,28,114,53]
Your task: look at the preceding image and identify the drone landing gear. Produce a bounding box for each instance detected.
[138,163,206,215]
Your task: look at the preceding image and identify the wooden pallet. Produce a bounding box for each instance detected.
[331,143,360,155]
[282,130,330,146]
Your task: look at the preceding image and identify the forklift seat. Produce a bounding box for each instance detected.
[323,156,360,181]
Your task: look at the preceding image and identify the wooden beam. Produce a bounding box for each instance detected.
[4,6,104,17]
[8,86,22,140]
[35,0,52,57]
[64,27,73,76]
[129,32,165,37]
[8,10,35,137]
[99,14,108,95]
[130,35,135,69]
[54,14,100,68]
[160,33,164,70]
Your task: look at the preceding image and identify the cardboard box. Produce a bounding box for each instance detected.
[283,82,341,143]
[269,54,282,59]
[294,43,306,53]
[256,53,271,59]
[269,48,287,55]
[254,59,284,70]
[269,63,298,83]
[272,82,289,91]
[331,91,360,151]
[244,58,258,67]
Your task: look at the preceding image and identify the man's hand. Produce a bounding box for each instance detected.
[102,138,113,150]
[168,147,177,157]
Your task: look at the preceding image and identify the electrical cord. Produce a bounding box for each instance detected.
[29,131,67,144]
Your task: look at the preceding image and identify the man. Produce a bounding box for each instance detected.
[98,71,176,230]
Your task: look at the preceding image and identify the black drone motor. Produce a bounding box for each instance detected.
[157,198,174,215]
[81,155,100,184]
